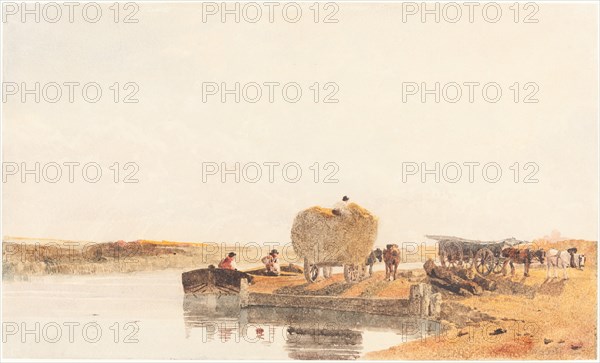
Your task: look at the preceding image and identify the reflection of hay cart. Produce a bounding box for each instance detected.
[427,235,525,276]
[291,203,378,283]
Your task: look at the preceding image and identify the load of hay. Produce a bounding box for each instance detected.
[291,203,378,265]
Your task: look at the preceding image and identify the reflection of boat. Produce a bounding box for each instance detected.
[181,268,253,294]
[183,294,242,320]
[182,294,243,339]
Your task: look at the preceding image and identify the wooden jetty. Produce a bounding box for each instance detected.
[241,283,441,318]
[182,268,441,318]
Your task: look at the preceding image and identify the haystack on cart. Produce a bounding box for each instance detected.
[427,235,525,276]
[291,204,379,283]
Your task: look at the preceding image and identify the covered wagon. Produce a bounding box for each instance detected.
[291,203,378,283]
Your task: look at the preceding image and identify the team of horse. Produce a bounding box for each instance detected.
[365,248,383,276]
[500,247,546,277]
[544,247,586,279]
[363,244,585,282]
[364,244,401,281]
[498,246,586,280]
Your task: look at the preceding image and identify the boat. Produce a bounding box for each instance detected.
[181,267,253,294]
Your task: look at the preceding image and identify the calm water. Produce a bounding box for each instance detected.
[3,269,438,360]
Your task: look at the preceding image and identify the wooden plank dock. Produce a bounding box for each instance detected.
[182,268,441,318]
[240,281,441,318]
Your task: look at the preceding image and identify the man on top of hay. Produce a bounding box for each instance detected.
[332,195,350,216]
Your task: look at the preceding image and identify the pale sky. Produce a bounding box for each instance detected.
[2,2,598,244]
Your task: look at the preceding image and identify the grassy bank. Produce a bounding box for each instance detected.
[2,239,296,279]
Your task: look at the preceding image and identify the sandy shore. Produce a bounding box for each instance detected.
[249,240,597,360]
[365,263,597,360]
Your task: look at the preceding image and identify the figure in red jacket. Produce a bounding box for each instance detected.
[218,252,237,270]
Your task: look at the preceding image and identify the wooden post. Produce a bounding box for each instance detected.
[239,278,249,308]
[421,283,432,317]
[409,284,423,316]
[409,283,439,317]
[429,292,442,318]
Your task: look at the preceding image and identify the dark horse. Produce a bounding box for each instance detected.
[384,244,401,281]
[501,247,545,277]
[365,248,383,276]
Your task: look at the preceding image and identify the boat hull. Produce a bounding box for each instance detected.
[181,268,253,295]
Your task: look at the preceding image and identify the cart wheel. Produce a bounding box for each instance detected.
[464,250,474,269]
[344,264,362,283]
[322,266,332,278]
[304,258,319,283]
[360,264,367,278]
[439,250,448,268]
[474,248,494,276]
[493,259,505,274]
[441,243,464,269]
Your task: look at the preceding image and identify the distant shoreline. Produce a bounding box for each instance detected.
[3,237,596,279]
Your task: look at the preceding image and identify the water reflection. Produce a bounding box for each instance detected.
[183,294,439,360]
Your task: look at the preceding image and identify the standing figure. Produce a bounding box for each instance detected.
[567,247,578,268]
[576,254,586,270]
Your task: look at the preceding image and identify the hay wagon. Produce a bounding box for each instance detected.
[291,204,378,284]
[427,235,525,276]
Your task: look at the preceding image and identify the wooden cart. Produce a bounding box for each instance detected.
[427,235,525,276]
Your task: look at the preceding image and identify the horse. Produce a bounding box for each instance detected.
[501,247,545,277]
[546,249,570,279]
[383,244,400,281]
[365,248,383,276]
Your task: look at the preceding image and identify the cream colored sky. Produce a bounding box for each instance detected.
[2,2,598,244]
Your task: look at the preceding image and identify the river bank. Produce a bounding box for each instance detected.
[3,238,596,360]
